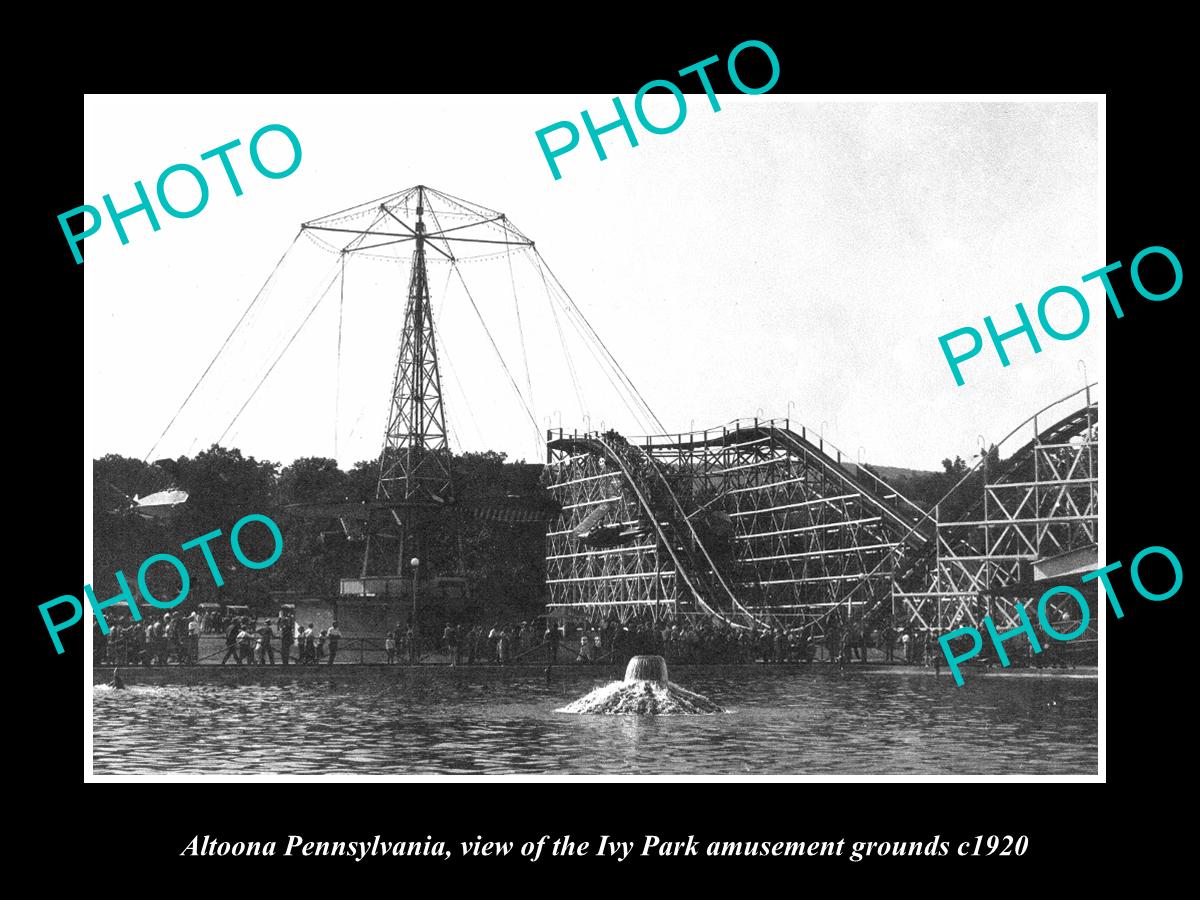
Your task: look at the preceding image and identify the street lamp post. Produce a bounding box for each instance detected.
[410,557,420,664]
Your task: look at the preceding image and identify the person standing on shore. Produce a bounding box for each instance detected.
[159,614,171,664]
[187,611,202,664]
[170,613,186,663]
[221,619,240,665]
[498,627,512,665]
[385,629,396,665]
[466,625,479,665]
[578,630,592,664]
[165,613,179,664]
[237,620,254,665]
[146,617,162,666]
[326,621,341,665]
[279,614,294,666]
[399,627,407,663]
[125,621,142,666]
[488,623,500,663]
[256,620,276,666]
[545,619,560,664]
[300,624,316,665]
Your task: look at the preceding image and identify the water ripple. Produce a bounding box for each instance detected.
[92,669,1096,775]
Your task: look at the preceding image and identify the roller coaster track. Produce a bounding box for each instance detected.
[545,421,934,629]
[760,425,934,545]
[889,383,1098,635]
[547,432,766,628]
[542,385,1098,635]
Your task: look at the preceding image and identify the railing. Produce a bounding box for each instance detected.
[551,419,930,531]
[549,386,1097,500]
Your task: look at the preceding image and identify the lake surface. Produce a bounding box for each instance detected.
[92,667,1097,775]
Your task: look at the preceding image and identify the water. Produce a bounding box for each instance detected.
[557,679,725,715]
[92,668,1097,774]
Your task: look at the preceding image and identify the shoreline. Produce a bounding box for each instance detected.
[92,662,1098,686]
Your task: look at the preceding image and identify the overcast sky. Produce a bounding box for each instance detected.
[84,95,1101,472]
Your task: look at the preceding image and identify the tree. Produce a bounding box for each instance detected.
[941,455,968,476]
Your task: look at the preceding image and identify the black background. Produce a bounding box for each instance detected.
[21,22,1190,884]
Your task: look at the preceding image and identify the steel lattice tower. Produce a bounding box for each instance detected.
[365,192,453,574]
[300,184,534,579]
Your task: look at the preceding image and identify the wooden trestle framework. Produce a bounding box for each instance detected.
[542,385,1099,640]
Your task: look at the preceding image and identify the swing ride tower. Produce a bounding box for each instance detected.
[300,185,533,578]
[365,192,451,577]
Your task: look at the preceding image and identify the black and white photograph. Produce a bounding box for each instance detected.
[82,92,1103,777]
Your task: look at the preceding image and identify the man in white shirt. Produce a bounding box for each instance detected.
[186,611,202,664]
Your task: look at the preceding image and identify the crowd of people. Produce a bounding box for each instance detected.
[400,614,952,667]
[94,607,1076,669]
[215,613,344,666]
[93,610,344,667]
[93,611,204,666]
[378,622,538,665]
[197,609,238,634]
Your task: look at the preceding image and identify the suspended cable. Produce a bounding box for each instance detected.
[533,248,666,434]
[216,264,344,446]
[451,263,542,445]
[418,193,457,262]
[524,251,653,434]
[142,230,301,461]
[433,257,454,322]
[334,253,346,461]
[346,403,369,441]
[210,252,344,447]
[526,250,653,433]
[339,207,393,253]
[423,185,503,219]
[305,186,413,226]
[503,218,536,422]
[530,248,587,423]
[562,308,653,435]
[430,316,486,450]
[555,288,658,434]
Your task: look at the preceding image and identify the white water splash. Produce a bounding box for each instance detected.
[557,679,724,715]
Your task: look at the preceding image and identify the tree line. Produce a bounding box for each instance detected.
[93,445,549,617]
